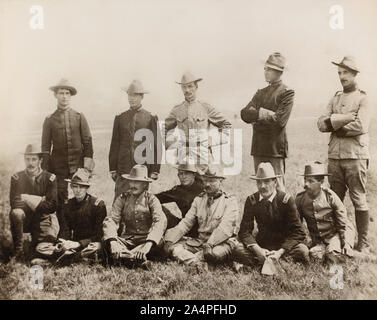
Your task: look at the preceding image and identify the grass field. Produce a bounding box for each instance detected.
[1,117,377,300]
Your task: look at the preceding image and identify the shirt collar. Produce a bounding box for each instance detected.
[259,190,277,203]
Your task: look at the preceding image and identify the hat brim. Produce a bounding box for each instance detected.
[250,174,282,180]
[50,85,77,96]
[121,87,149,94]
[176,78,202,85]
[202,174,225,179]
[121,174,153,182]
[264,62,284,72]
[65,179,90,186]
[331,62,359,73]
[300,173,331,177]
[173,165,197,173]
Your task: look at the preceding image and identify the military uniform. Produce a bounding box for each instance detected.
[41,107,94,213]
[164,191,239,265]
[295,187,355,259]
[9,169,59,258]
[155,179,204,235]
[317,84,370,249]
[109,107,161,198]
[102,190,167,259]
[58,194,107,260]
[233,190,309,265]
[165,100,232,168]
[240,80,294,191]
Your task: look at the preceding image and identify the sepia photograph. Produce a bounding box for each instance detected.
[0,0,376,304]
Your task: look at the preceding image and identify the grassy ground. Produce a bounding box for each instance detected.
[0,118,377,300]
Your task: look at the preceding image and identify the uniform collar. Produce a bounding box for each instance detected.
[129,105,143,113]
[259,190,277,203]
[74,193,89,204]
[343,83,357,93]
[24,167,43,180]
[269,79,282,87]
[56,106,71,112]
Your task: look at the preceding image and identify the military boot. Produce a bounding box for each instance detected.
[10,215,24,261]
[355,210,369,253]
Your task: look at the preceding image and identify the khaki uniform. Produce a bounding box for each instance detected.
[296,187,355,259]
[317,88,369,210]
[165,100,231,168]
[103,191,167,258]
[164,191,239,265]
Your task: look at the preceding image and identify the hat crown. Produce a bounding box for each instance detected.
[177,162,197,173]
[303,162,328,176]
[24,143,43,155]
[50,78,77,95]
[71,168,90,184]
[128,165,149,180]
[333,56,359,73]
[255,162,277,179]
[126,79,148,94]
[202,164,224,179]
[266,52,285,70]
[177,72,202,85]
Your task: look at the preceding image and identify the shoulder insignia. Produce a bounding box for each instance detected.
[359,89,366,95]
[94,198,102,206]
[334,91,342,97]
[282,193,291,204]
[49,174,56,182]
[11,173,19,180]
[296,190,306,197]
[198,191,206,197]
[248,194,257,206]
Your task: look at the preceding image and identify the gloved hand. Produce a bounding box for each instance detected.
[57,239,81,251]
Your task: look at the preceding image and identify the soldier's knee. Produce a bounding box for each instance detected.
[204,244,232,263]
[10,209,25,222]
[35,242,56,257]
[291,243,310,263]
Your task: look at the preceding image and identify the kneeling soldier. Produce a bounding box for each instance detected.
[102,165,167,266]
[233,162,309,270]
[56,168,107,265]
[9,144,59,264]
[295,162,354,264]
[164,165,239,267]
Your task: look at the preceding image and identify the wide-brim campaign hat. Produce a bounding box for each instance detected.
[200,164,225,179]
[121,165,153,182]
[22,144,49,155]
[250,162,281,180]
[300,162,331,177]
[264,52,286,72]
[65,168,91,186]
[49,78,77,95]
[173,160,198,173]
[332,56,359,73]
[122,79,149,94]
[176,72,202,85]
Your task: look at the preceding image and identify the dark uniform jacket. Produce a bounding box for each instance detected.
[42,107,93,177]
[103,190,167,245]
[238,190,305,251]
[108,107,161,176]
[240,81,294,158]
[59,194,107,247]
[10,170,57,215]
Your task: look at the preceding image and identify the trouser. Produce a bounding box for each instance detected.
[9,208,59,255]
[232,241,309,266]
[104,235,164,264]
[114,176,130,201]
[328,159,369,246]
[253,156,286,191]
[166,237,234,265]
[56,175,71,235]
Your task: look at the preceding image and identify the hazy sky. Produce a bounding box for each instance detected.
[0,0,376,136]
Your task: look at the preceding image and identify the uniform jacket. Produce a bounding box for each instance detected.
[42,107,93,177]
[165,100,232,147]
[103,190,167,245]
[156,179,204,217]
[240,80,294,158]
[164,191,239,247]
[238,190,305,251]
[317,87,370,160]
[295,187,353,246]
[108,107,161,176]
[10,169,57,215]
[59,194,107,247]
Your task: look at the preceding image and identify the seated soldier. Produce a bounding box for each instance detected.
[9,144,59,265]
[55,168,107,265]
[233,162,309,271]
[164,165,239,267]
[102,165,167,267]
[155,161,204,235]
[295,162,355,264]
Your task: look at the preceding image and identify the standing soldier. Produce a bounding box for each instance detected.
[109,80,161,199]
[240,53,294,191]
[164,72,232,171]
[318,56,370,253]
[9,144,59,264]
[41,79,94,225]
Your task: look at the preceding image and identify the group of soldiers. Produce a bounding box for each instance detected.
[8,52,372,274]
